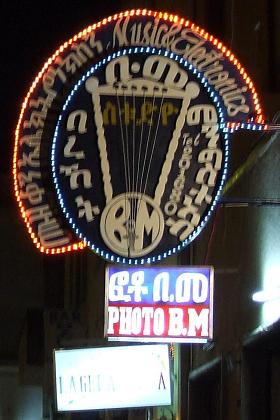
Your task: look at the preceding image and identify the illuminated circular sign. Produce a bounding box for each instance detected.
[14,10,266,264]
[52,47,227,262]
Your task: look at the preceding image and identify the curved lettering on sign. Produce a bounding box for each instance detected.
[14,9,267,264]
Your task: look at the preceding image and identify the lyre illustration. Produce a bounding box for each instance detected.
[85,61,200,257]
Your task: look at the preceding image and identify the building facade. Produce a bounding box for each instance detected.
[14,1,280,419]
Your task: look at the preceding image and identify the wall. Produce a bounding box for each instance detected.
[0,366,42,420]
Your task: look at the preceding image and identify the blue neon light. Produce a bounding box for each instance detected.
[51,47,229,265]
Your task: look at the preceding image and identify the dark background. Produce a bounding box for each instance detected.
[0,0,132,362]
[0,1,123,174]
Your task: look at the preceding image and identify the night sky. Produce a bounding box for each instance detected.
[0,1,126,174]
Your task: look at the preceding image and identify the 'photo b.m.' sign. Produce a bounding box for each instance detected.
[105,265,213,343]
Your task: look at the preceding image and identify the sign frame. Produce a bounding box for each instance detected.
[53,344,172,412]
[104,265,214,343]
[14,9,266,264]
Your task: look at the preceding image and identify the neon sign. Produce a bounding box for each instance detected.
[105,266,213,343]
[14,9,268,264]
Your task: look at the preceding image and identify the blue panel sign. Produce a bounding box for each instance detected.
[105,265,213,343]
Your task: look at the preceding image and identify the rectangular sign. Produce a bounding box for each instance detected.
[54,344,171,411]
[105,266,213,343]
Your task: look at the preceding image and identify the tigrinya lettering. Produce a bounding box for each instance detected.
[26,205,70,247]
[18,170,41,188]
[38,218,70,247]
[18,149,40,168]
[165,110,220,241]
[18,130,42,169]
[19,130,42,147]
[20,183,44,205]
[164,135,193,217]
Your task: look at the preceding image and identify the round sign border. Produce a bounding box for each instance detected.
[13,9,266,257]
[51,46,229,265]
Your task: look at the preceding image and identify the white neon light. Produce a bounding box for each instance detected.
[252,288,280,303]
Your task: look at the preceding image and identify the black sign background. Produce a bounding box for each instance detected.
[52,49,226,262]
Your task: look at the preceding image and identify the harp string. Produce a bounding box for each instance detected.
[115,83,167,254]
[115,84,130,253]
[141,88,166,208]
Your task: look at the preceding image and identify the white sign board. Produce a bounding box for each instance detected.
[54,344,171,411]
